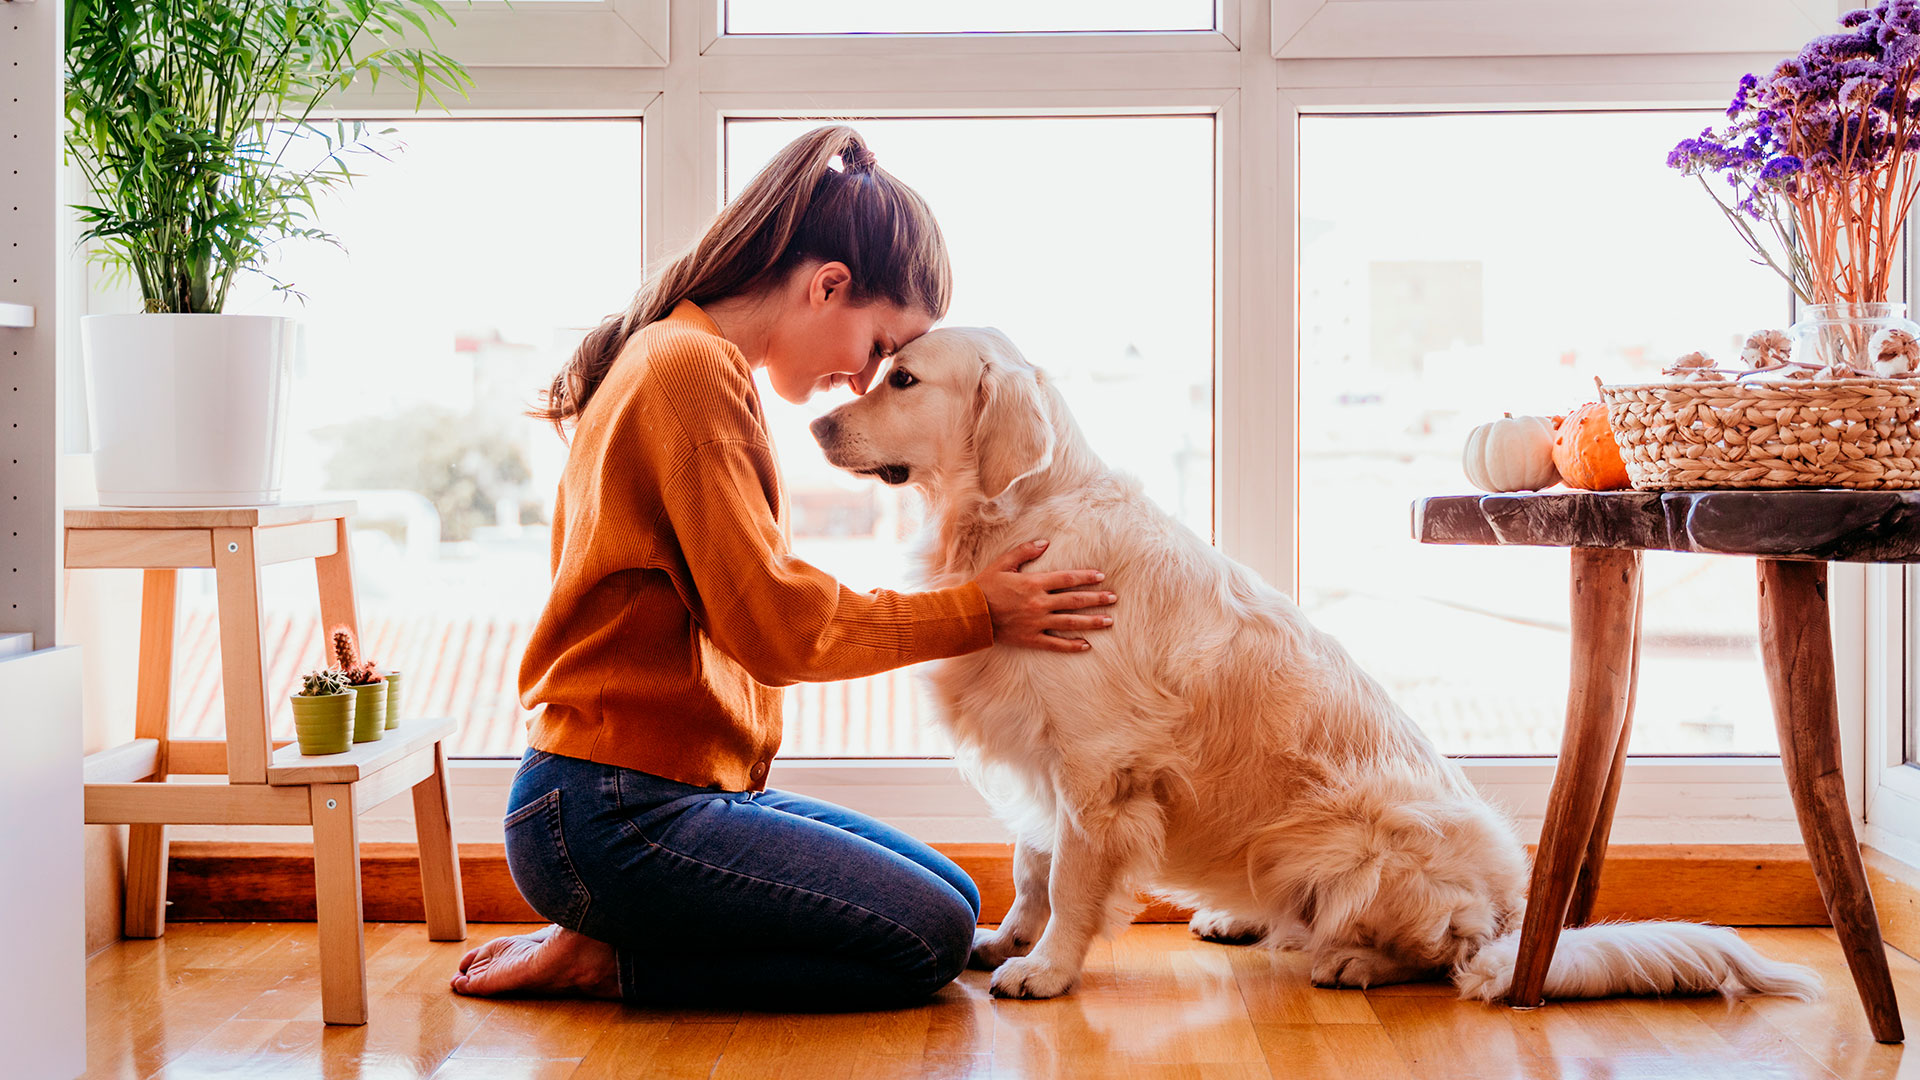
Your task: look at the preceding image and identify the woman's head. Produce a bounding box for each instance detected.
[534,126,952,432]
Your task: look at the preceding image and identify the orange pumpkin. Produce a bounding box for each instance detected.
[1552,402,1631,490]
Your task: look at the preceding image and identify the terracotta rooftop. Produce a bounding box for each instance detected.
[169,607,952,759]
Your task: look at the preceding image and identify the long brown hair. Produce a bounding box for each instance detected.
[532,125,952,436]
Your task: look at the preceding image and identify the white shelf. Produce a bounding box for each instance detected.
[0,302,33,328]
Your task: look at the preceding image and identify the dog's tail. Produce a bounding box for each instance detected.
[1451,920,1821,1002]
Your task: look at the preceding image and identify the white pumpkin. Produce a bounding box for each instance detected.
[1463,414,1561,493]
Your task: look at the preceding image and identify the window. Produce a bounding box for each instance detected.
[1866,566,1920,862]
[178,119,644,759]
[727,116,1214,756]
[60,2,1817,846]
[725,0,1214,35]
[1299,111,1787,755]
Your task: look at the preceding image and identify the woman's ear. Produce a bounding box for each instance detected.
[810,261,854,306]
[973,359,1056,500]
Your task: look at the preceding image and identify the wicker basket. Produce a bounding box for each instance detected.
[1601,378,1920,491]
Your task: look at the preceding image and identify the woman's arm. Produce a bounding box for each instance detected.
[657,437,1110,684]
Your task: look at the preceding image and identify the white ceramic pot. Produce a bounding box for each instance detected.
[81,313,295,506]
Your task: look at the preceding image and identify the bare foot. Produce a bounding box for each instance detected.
[450,924,621,1000]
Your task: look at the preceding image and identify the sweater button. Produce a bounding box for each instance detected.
[750,760,769,783]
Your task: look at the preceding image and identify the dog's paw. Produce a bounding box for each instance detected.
[1188,909,1266,946]
[969,926,1033,971]
[1310,946,1434,989]
[1310,947,1388,989]
[989,954,1079,999]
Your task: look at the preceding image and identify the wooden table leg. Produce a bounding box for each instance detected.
[213,528,271,786]
[315,516,361,656]
[411,743,468,942]
[125,568,177,939]
[1758,559,1903,1044]
[1567,569,1643,928]
[311,783,368,1026]
[1508,546,1642,1008]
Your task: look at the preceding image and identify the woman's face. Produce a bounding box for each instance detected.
[763,262,936,404]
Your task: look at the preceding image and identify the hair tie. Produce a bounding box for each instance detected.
[842,145,878,173]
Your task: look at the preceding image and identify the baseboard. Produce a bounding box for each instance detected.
[1866,846,1920,959]
[162,842,1829,927]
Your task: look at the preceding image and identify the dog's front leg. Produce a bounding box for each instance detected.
[989,804,1144,1000]
[971,836,1051,970]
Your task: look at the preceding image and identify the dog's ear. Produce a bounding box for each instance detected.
[973,356,1056,500]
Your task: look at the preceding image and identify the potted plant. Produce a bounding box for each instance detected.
[290,668,353,756]
[332,627,387,744]
[1607,1,1920,491]
[63,0,474,506]
[1668,1,1920,371]
[382,666,404,730]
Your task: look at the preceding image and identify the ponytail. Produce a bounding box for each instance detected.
[531,125,952,437]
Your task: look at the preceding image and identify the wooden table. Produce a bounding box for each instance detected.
[68,502,467,1025]
[1414,489,1905,1044]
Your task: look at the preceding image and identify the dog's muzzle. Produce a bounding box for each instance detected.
[809,415,838,447]
[809,415,909,485]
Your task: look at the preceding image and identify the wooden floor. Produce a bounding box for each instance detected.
[84,922,1920,1079]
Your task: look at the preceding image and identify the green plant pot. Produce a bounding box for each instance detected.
[290,692,353,755]
[383,670,402,730]
[350,681,388,743]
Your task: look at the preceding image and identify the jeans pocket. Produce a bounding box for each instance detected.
[502,788,593,930]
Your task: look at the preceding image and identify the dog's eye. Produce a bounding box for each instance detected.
[888,367,918,390]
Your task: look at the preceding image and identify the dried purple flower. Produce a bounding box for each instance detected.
[1760,154,1805,182]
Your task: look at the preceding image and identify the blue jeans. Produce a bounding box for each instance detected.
[503,747,982,1010]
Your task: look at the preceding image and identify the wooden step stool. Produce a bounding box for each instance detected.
[70,501,467,1026]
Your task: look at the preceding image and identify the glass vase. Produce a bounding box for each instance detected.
[1787,301,1920,376]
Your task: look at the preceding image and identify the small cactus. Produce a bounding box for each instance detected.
[330,626,385,686]
[298,669,350,697]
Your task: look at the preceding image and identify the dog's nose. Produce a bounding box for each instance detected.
[809,415,837,445]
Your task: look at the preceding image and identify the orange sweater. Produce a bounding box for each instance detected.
[518,299,994,790]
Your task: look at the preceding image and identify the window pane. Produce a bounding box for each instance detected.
[1909,569,1920,768]
[727,116,1214,756]
[1300,112,1784,755]
[726,0,1212,34]
[178,119,643,759]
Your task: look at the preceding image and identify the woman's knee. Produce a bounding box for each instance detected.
[952,873,983,921]
[906,887,978,996]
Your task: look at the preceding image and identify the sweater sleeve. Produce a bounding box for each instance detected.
[658,436,994,687]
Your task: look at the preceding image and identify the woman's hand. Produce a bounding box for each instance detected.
[971,539,1116,653]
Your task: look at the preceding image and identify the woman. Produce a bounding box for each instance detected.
[450,125,1116,1009]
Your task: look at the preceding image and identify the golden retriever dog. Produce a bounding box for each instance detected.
[808,327,1820,1004]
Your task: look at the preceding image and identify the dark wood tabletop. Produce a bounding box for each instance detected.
[1413,489,1920,563]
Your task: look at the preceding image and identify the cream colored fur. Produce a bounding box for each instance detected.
[812,327,1821,1004]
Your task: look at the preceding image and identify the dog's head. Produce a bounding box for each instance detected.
[810,327,1056,501]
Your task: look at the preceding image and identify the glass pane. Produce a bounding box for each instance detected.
[1909,568,1920,767]
[727,0,1212,34]
[174,119,643,759]
[1300,112,1784,755]
[727,116,1214,756]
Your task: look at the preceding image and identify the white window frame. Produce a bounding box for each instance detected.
[1847,222,1920,867]
[134,0,1851,846]
[397,0,670,68]
[1863,567,1920,865]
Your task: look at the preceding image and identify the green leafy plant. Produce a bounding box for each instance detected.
[63,0,479,313]
[298,668,350,696]
[331,626,384,685]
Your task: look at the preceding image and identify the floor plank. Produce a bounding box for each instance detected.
[81,922,1920,1079]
